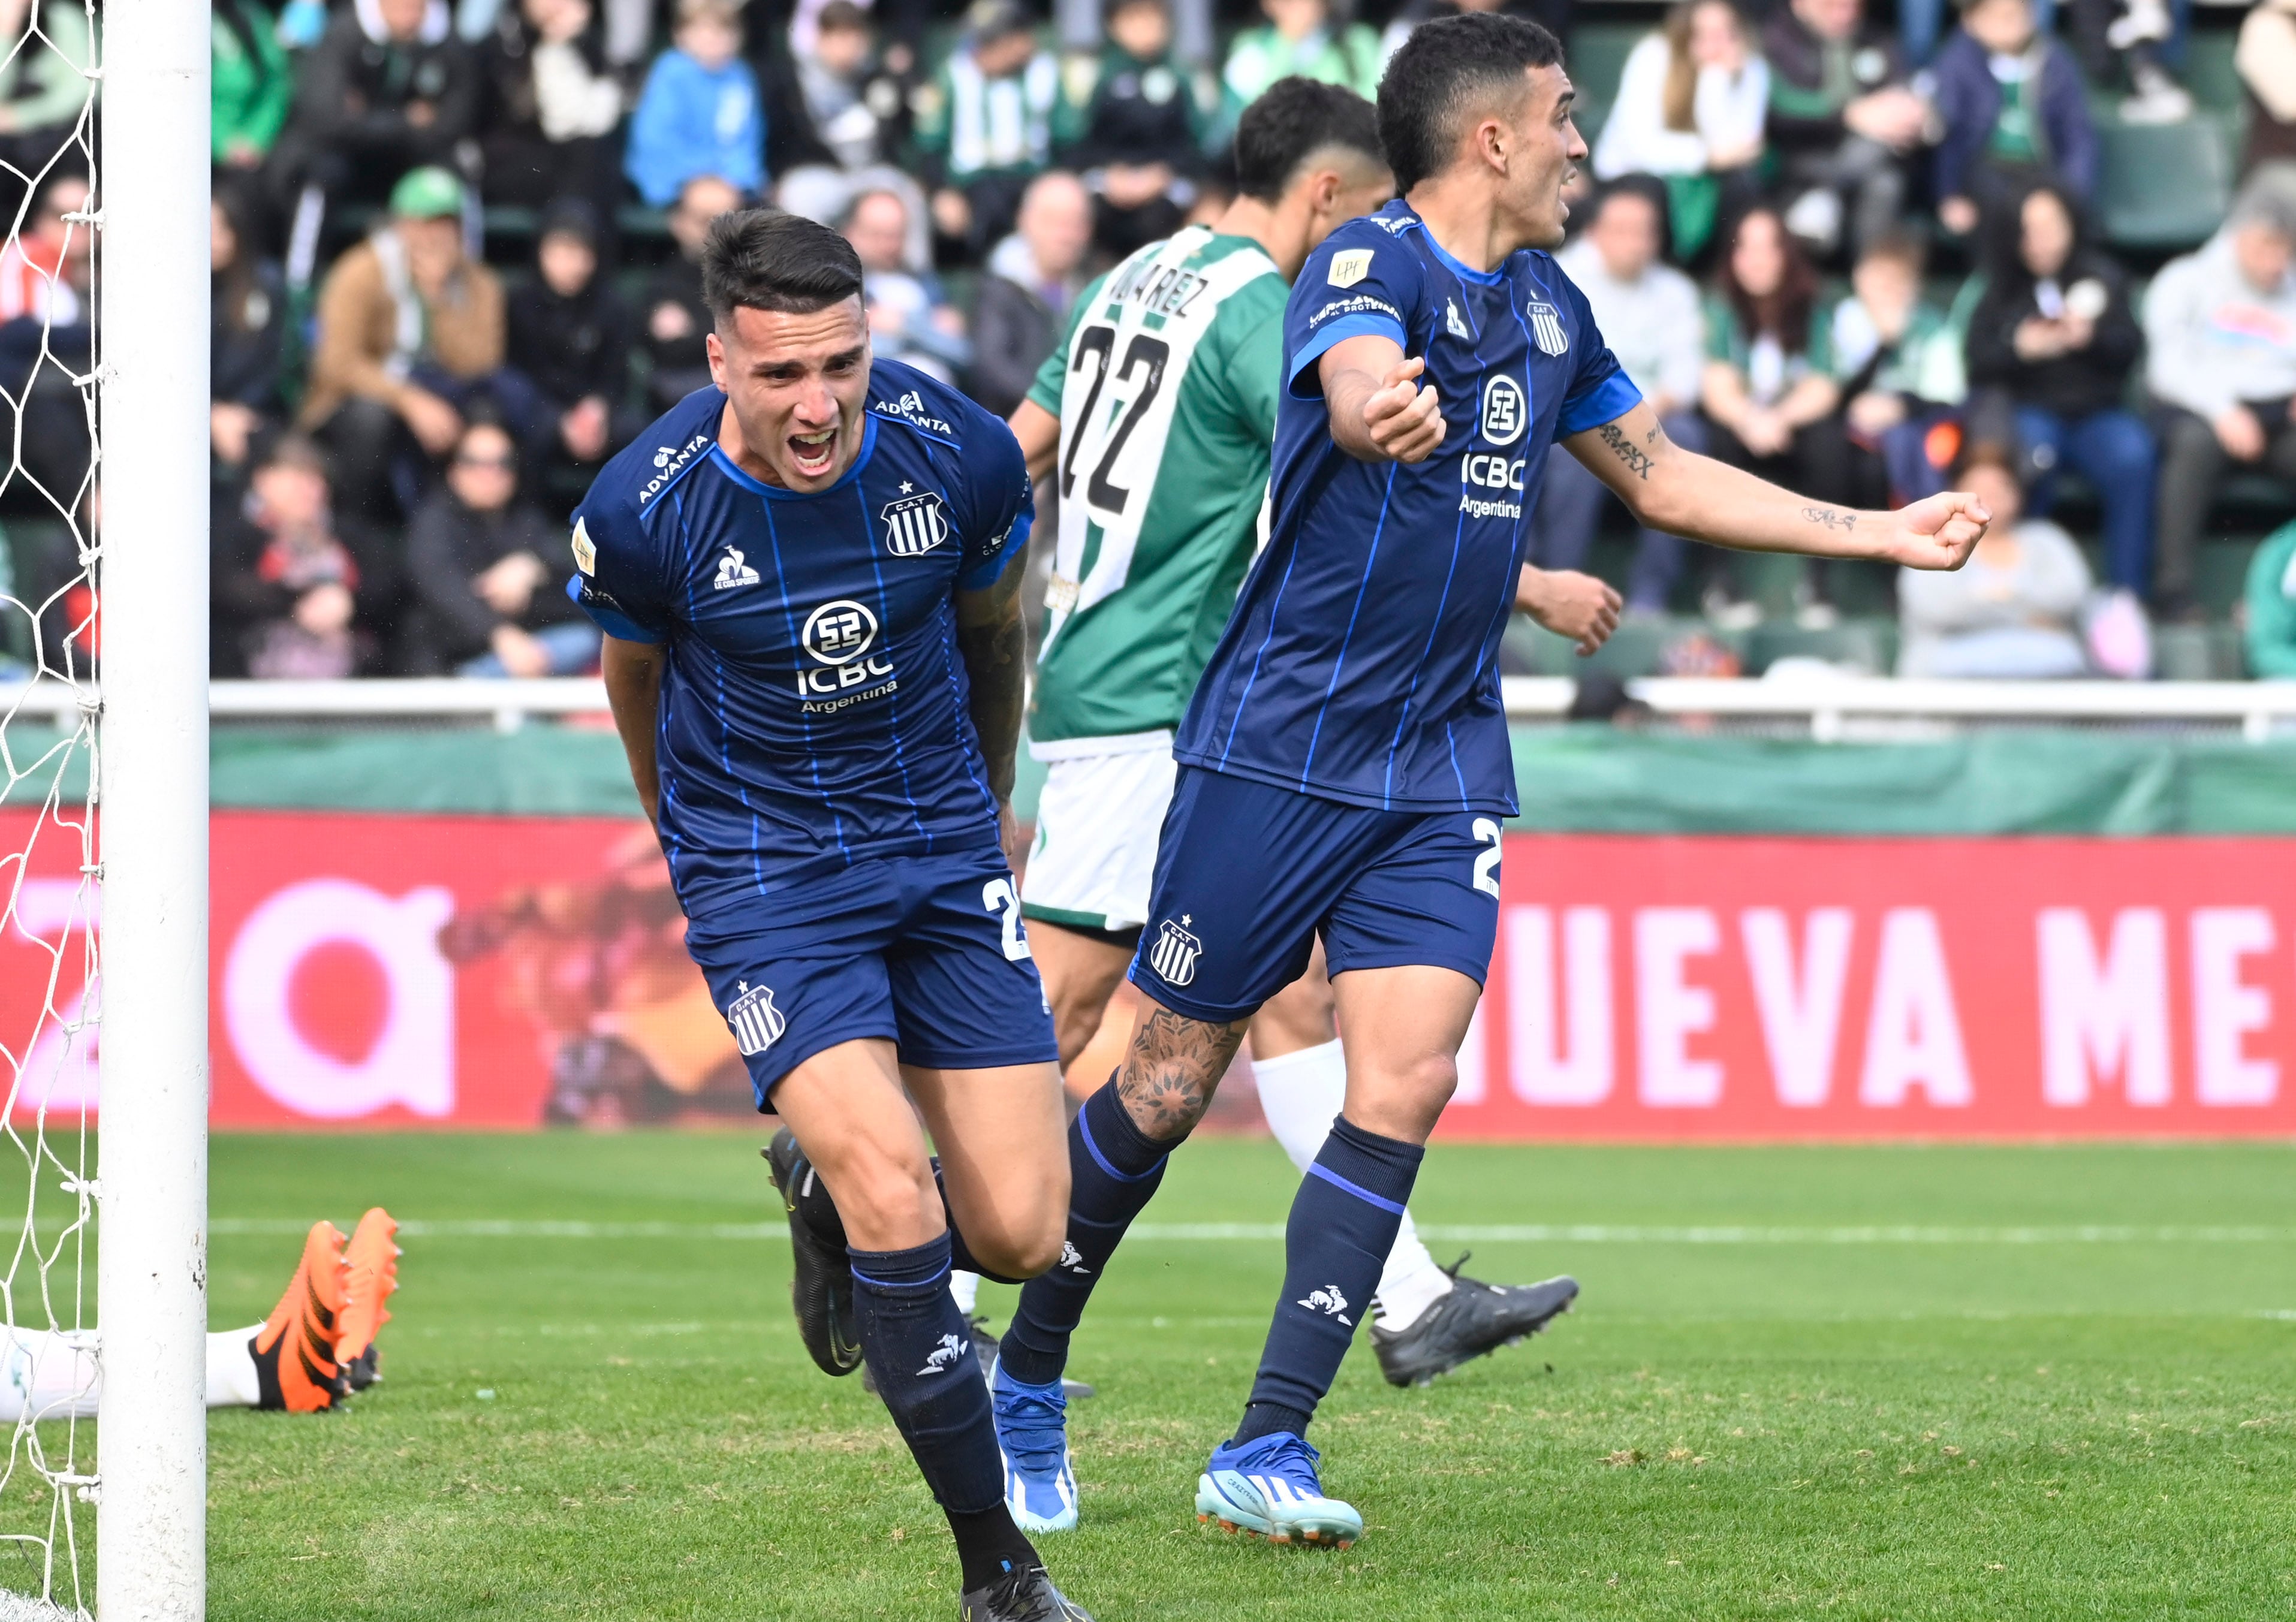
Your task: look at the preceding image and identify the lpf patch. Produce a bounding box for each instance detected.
[570,517,596,575]
[1147,915,1201,987]
[725,981,786,1057]
[1326,249,1374,288]
[1527,300,1569,356]
[882,490,950,557]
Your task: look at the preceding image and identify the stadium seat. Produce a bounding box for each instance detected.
[1744,617,1899,676]
[2180,29,2244,117]
[2152,620,2244,680]
[2097,117,2233,249]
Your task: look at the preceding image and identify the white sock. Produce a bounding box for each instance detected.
[1251,1039,1454,1332]
[0,1326,99,1422]
[207,1322,266,1409]
[948,1269,980,1317]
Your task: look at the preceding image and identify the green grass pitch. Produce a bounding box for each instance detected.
[162,1135,2296,1617]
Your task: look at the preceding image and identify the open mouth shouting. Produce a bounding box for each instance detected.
[788,423,840,482]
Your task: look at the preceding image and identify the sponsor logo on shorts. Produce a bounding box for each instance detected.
[1147,913,1200,987]
[725,981,785,1056]
[881,488,950,557]
[1527,300,1569,357]
[1297,1284,1353,1326]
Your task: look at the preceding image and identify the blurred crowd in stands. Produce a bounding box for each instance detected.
[12,0,2296,684]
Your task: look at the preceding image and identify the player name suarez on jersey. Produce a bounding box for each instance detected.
[1174,200,1643,818]
[567,361,1033,913]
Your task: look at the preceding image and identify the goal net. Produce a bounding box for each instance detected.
[0,3,101,1615]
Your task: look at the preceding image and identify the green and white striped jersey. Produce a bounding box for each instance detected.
[1025,227,1286,748]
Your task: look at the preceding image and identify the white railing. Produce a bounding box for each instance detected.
[1504,676,2296,743]
[4,676,2294,741]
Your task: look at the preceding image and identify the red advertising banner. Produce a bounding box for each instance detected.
[1441,833,2296,1139]
[1,813,2291,1136]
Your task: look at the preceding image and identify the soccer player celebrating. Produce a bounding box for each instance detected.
[999,12,1991,1550]
[572,210,1091,1621]
[993,77,1586,1534]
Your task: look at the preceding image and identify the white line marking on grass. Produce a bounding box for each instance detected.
[209,1218,2296,1244]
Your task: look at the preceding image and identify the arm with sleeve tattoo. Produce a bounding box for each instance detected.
[954,557,1029,804]
[1566,399,1988,569]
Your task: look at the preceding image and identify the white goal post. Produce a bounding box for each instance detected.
[95,5,211,1620]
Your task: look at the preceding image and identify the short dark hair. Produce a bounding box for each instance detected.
[1234,77,1386,203]
[700,208,864,323]
[1377,13,1565,195]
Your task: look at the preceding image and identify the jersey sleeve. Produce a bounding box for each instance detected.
[566,490,676,643]
[1283,230,1425,399]
[953,406,1036,592]
[1025,270,1108,418]
[1216,277,1288,442]
[1553,274,1644,436]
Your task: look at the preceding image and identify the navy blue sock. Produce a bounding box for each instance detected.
[848,1234,1010,1520]
[997,1078,1185,1386]
[1232,1117,1423,1446]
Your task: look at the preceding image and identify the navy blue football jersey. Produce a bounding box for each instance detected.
[1173,200,1642,816]
[568,362,1032,919]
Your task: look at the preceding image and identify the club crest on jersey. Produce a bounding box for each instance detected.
[725,981,785,1056]
[1445,299,1471,340]
[1480,375,1528,447]
[1147,914,1201,986]
[1527,300,1570,356]
[1327,248,1373,288]
[715,547,761,590]
[881,489,950,557]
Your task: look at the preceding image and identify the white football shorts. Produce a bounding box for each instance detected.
[1019,739,1177,935]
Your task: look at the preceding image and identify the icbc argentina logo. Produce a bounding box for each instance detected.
[796,598,895,699]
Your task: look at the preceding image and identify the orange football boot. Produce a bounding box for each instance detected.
[251,1220,349,1412]
[335,1207,400,1392]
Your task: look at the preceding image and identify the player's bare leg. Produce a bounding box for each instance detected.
[766,1038,1072,1606]
[1031,919,1139,1104]
[903,1057,1071,1281]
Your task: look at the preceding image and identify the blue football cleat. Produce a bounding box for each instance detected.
[992,1361,1079,1532]
[1195,1433,1361,1548]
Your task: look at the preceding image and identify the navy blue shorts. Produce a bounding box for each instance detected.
[683,852,1059,1105]
[1126,767,1503,1024]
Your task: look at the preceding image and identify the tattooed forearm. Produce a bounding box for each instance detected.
[1598,421,1654,480]
[954,584,1027,800]
[1115,1008,1246,1141]
[1802,507,1858,532]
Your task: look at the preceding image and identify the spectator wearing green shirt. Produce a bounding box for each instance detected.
[914,0,1062,258]
[1930,0,2095,239]
[1700,205,1857,623]
[1219,0,1380,141]
[0,0,94,225]
[1060,0,1215,261]
[1831,228,1971,503]
[2242,520,2296,679]
[215,0,296,173]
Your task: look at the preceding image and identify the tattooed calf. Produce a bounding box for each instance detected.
[1115,1008,1247,1141]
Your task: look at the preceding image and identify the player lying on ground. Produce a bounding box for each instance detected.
[989,76,1579,1534]
[577,209,1091,1621]
[1,1210,400,1421]
[982,12,1990,1551]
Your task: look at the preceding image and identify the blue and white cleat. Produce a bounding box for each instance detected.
[992,1360,1078,1532]
[1195,1433,1362,1549]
